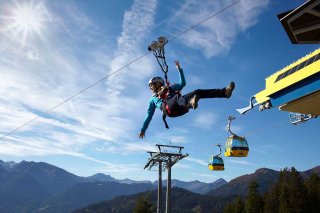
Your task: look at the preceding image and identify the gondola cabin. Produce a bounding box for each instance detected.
[208,156,224,171]
[224,135,249,157]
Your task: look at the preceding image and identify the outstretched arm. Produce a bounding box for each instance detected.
[171,60,186,91]
[139,99,156,138]
[175,60,181,70]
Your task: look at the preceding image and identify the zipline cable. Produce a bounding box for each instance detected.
[0,52,149,141]
[0,0,241,141]
[168,0,241,43]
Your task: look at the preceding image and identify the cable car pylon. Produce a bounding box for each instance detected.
[144,144,188,213]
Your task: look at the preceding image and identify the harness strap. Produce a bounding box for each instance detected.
[162,110,169,129]
[160,85,180,129]
[164,73,169,86]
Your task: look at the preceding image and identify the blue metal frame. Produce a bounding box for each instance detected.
[269,72,320,107]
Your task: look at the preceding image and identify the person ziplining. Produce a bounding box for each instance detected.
[139,36,235,138]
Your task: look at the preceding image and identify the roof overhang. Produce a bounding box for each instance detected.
[278,0,320,44]
[279,90,320,115]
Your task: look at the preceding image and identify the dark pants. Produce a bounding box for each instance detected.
[182,88,226,103]
[164,88,226,118]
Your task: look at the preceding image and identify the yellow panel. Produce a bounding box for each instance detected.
[267,48,320,84]
[232,150,249,157]
[255,90,270,104]
[224,148,231,157]
[225,149,249,157]
[208,165,224,171]
[279,91,320,115]
[254,48,320,104]
[264,62,319,96]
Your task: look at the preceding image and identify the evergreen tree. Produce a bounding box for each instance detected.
[263,191,272,213]
[133,194,155,213]
[192,205,203,213]
[305,173,320,213]
[279,184,290,213]
[234,196,244,213]
[224,202,235,213]
[263,183,279,213]
[245,180,262,213]
[225,167,319,213]
[278,168,290,187]
[287,167,307,212]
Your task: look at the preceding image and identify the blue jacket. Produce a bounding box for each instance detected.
[141,68,186,134]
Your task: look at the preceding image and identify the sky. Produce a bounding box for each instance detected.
[0,0,319,183]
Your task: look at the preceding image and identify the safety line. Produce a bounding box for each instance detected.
[0,0,241,141]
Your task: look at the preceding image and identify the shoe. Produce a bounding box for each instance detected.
[189,94,199,109]
[225,82,235,98]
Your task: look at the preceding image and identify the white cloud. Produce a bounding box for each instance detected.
[185,157,208,166]
[169,136,188,144]
[188,75,205,86]
[26,50,40,60]
[251,144,284,154]
[99,163,142,173]
[174,163,191,169]
[193,111,218,129]
[122,142,158,153]
[107,0,157,86]
[227,159,257,166]
[169,0,269,58]
[0,0,158,161]
[0,136,143,174]
[153,132,189,144]
[190,172,218,178]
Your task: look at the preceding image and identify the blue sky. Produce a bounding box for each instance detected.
[0,0,319,183]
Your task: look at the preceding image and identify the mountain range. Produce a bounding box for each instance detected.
[75,166,320,212]
[74,187,235,213]
[0,160,225,213]
[206,166,320,197]
[0,160,319,213]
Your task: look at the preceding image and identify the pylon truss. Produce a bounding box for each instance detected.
[144,144,188,171]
